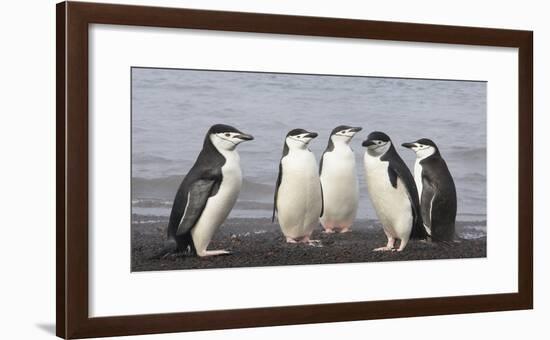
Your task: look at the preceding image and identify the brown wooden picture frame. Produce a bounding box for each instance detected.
[56,1,533,339]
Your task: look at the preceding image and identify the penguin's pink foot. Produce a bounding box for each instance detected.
[373,246,393,252]
[375,237,396,252]
[286,237,298,243]
[322,222,336,234]
[396,239,408,252]
[198,249,231,257]
[339,227,352,233]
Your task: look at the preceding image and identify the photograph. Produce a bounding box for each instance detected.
[130,67,487,272]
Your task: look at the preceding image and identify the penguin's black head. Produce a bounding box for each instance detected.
[362,131,391,146]
[207,124,254,151]
[286,128,318,148]
[401,138,439,158]
[330,125,363,135]
[330,125,362,140]
[362,131,393,155]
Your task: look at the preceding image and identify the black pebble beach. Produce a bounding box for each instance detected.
[131,217,486,272]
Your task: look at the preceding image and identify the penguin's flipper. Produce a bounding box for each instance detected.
[386,166,398,188]
[319,182,324,218]
[176,179,219,237]
[421,176,436,231]
[319,152,325,175]
[319,137,334,175]
[272,162,283,222]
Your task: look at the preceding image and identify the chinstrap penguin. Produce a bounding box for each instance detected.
[319,125,362,233]
[162,124,254,257]
[273,128,323,244]
[362,131,427,251]
[402,138,457,241]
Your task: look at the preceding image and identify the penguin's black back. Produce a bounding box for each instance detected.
[420,153,457,241]
[272,141,289,222]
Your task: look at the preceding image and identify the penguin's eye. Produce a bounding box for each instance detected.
[224,133,231,137]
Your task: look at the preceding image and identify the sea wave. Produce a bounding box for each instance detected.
[234,200,273,211]
[132,153,175,164]
[447,146,486,159]
[132,199,173,208]
[132,176,274,201]
[132,175,184,200]
[459,225,487,240]
[458,172,486,182]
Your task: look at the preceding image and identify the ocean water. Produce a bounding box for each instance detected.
[131,67,487,230]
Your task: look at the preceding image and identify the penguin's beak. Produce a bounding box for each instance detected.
[305,132,318,138]
[362,139,375,147]
[350,127,363,133]
[401,142,416,149]
[236,133,254,141]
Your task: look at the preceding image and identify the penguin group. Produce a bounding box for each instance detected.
[163,124,457,258]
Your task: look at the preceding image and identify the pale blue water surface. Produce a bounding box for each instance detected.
[131,68,487,236]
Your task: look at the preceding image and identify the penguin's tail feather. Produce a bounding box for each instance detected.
[425,232,460,247]
[149,239,179,260]
[410,221,429,240]
[150,234,198,260]
[430,237,454,247]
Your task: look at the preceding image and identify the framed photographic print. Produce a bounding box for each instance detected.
[56,1,533,339]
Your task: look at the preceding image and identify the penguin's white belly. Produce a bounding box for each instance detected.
[320,151,359,226]
[364,156,413,239]
[414,159,423,200]
[277,151,322,239]
[191,153,242,253]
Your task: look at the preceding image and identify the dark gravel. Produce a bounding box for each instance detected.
[131,218,486,272]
